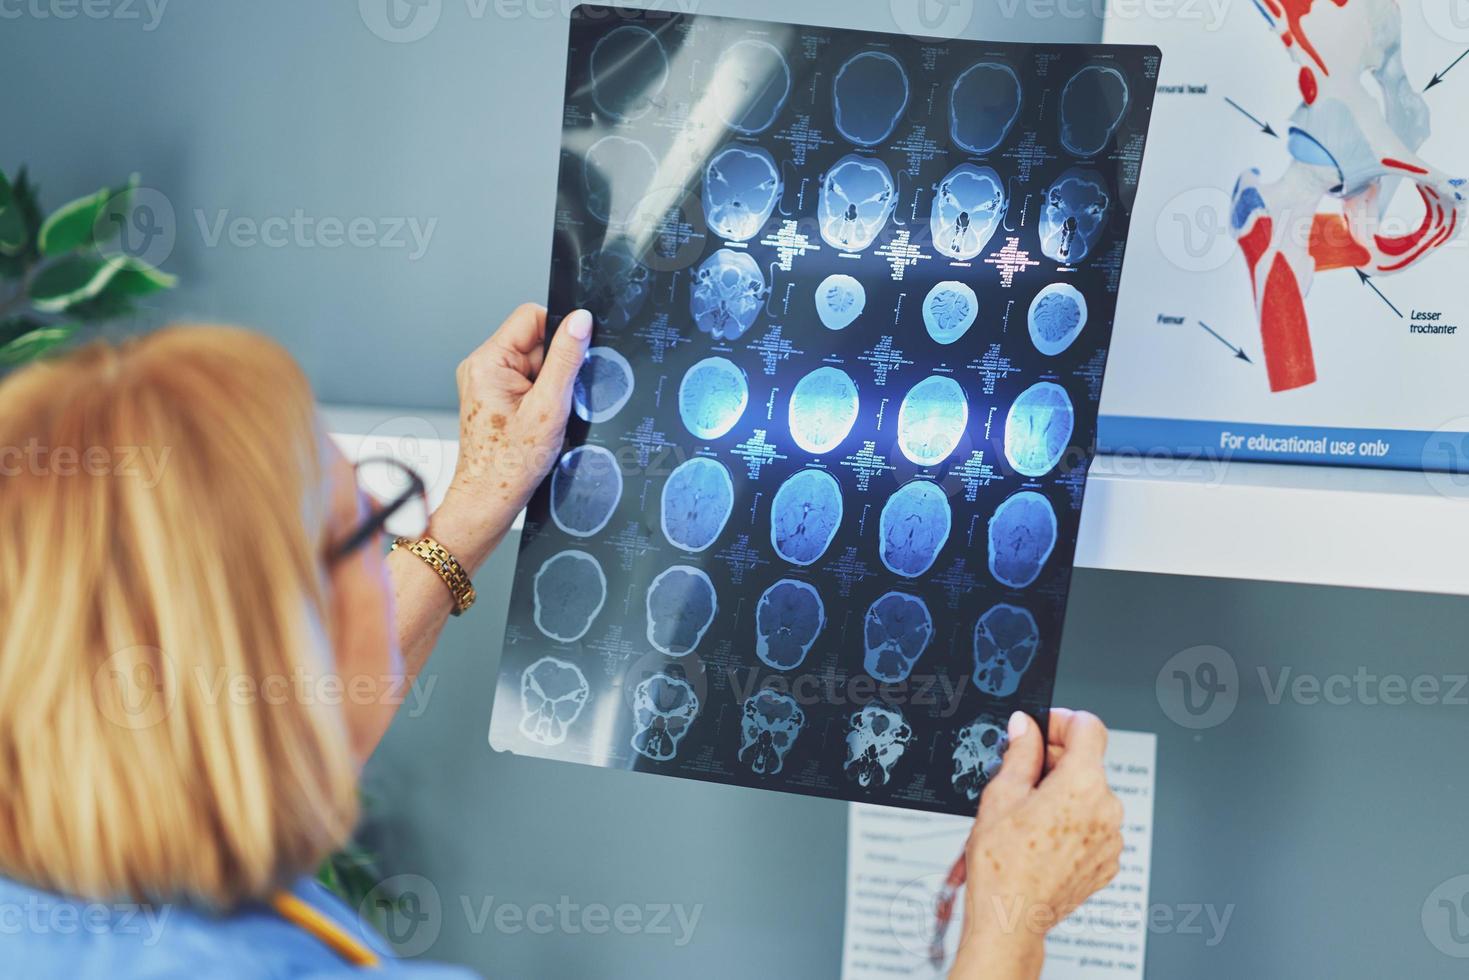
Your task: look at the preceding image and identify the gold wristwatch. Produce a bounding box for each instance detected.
[392,536,476,616]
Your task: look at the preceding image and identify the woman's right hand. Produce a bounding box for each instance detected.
[950,709,1124,980]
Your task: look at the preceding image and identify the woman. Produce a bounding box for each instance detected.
[0,304,1122,978]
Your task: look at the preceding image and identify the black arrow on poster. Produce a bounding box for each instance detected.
[1425,49,1469,91]
[1224,97,1278,137]
[1198,320,1252,362]
[1356,269,1403,318]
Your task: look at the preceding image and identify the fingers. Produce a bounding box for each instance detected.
[978,711,1044,820]
[490,302,549,357]
[525,309,592,417]
[1050,709,1109,771]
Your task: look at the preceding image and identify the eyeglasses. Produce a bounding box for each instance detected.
[328,457,430,564]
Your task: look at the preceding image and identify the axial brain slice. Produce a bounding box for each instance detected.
[690,248,767,341]
[532,550,607,643]
[702,144,782,242]
[550,445,623,537]
[952,715,1008,801]
[863,591,934,683]
[583,135,657,227]
[788,366,860,454]
[819,154,896,252]
[1040,168,1110,265]
[660,457,734,553]
[833,51,910,146]
[738,689,806,776]
[844,703,914,788]
[897,375,968,466]
[630,672,699,762]
[879,480,951,578]
[754,578,826,670]
[973,603,1040,698]
[589,24,669,122]
[1028,283,1088,356]
[922,280,979,345]
[679,357,748,440]
[770,468,843,566]
[1004,381,1074,477]
[577,245,651,330]
[1060,65,1129,157]
[646,565,718,656]
[987,491,1057,589]
[930,163,1006,261]
[710,39,792,135]
[518,657,590,746]
[573,347,635,424]
[815,273,865,331]
[950,62,1022,155]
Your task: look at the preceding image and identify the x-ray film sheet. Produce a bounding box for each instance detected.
[488,6,1160,816]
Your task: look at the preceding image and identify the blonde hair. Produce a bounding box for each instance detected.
[0,325,358,908]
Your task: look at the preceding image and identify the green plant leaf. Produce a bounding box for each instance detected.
[61,257,174,321]
[0,170,44,261]
[28,254,126,313]
[0,315,45,347]
[0,204,24,256]
[93,174,140,245]
[0,323,77,365]
[38,187,109,257]
[0,171,11,212]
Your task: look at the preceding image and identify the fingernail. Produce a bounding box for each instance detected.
[1008,711,1029,740]
[564,309,593,341]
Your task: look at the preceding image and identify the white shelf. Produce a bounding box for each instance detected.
[323,405,1469,597]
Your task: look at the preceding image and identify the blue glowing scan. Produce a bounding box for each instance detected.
[815,273,865,331]
[770,468,843,566]
[949,61,1022,156]
[878,479,951,578]
[1027,283,1088,356]
[987,491,1057,589]
[1040,168,1110,265]
[518,656,590,746]
[550,445,623,538]
[630,672,699,762]
[972,603,1039,697]
[788,366,860,455]
[921,280,979,346]
[589,24,669,122]
[863,591,934,683]
[1060,65,1129,157]
[703,143,782,242]
[583,135,657,227]
[843,703,913,788]
[930,163,1006,262]
[754,578,826,670]
[577,244,651,330]
[1003,381,1074,477]
[952,714,1008,801]
[833,51,910,147]
[646,565,717,656]
[679,356,748,440]
[660,456,734,553]
[710,39,792,135]
[819,153,896,253]
[738,689,806,776]
[532,549,607,643]
[690,247,767,341]
[897,375,968,466]
[573,346,635,424]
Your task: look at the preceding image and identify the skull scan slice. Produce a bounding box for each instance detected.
[679,356,748,440]
[770,468,843,566]
[738,689,806,776]
[878,479,951,578]
[690,248,767,341]
[972,603,1039,697]
[572,347,635,424]
[863,591,934,683]
[1003,381,1074,478]
[660,456,734,553]
[645,565,718,656]
[844,703,913,788]
[702,143,782,242]
[815,273,866,331]
[630,672,700,762]
[987,490,1057,589]
[709,39,792,135]
[949,61,1022,156]
[833,51,910,147]
[532,550,607,643]
[1027,283,1088,356]
[921,280,979,346]
[897,375,968,467]
[788,366,860,454]
[1040,168,1110,265]
[550,445,623,538]
[754,578,826,670]
[583,135,658,227]
[577,244,651,330]
[1060,65,1129,157]
[589,24,669,122]
[930,163,1006,262]
[518,657,590,746]
[952,715,1009,801]
[819,154,896,253]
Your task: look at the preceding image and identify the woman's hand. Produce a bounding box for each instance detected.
[950,709,1124,980]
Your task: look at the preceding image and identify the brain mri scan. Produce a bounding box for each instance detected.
[550,445,623,538]
[1040,168,1111,265]
[844,703,914,788]
[754,578,826,670]
[972,603,1040,697]
[930,163,1007,262]
[1059,65,1129,157]
[691,247,768,341]
[833,50,910,147]
[573,347,635,424]
[589,24,669,122]
[703,143,782,242]
[1004,381,1075,478]
[788,366,860,454]
[921,280,980,346]
[1027,283,1088,356]
[738,689,806,776]
[646,565,718,656]
[577,244,651,330]
[661,456,735,552]
[819,153,897,252]
[679,356,749,440]
[583,135,658,227]
[988,490,1057,589]
[533,550,607,643]
[952,715,1009,801]
[815,273,865,330]
[897,375,968,466]
[631,672,700,761]
[519,657,590,746]
[950,61,1023,155]
[863,591,934,683]
[710,39,792,134]
[878,479,952,578]
[770,467,843,566]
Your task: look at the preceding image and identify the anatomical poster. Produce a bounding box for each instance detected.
[1100,1,1469,471]
[487,5,1160,816]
